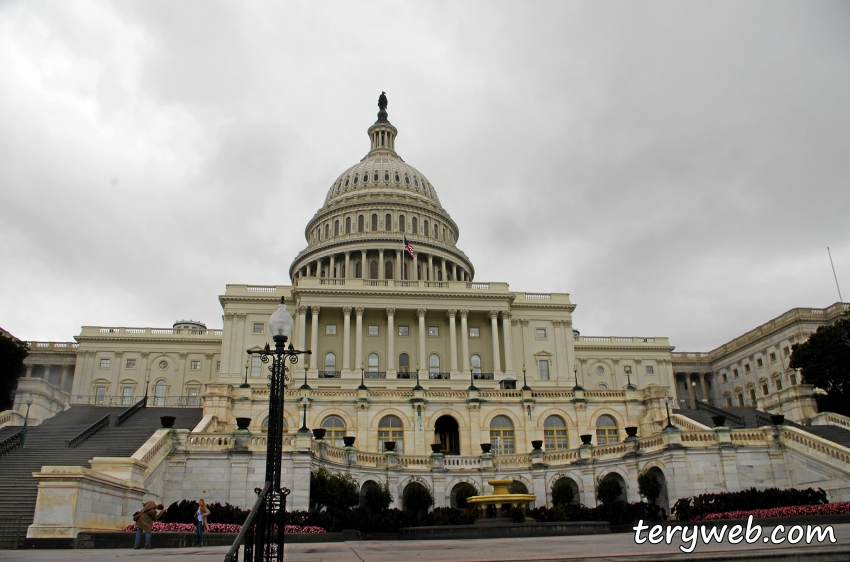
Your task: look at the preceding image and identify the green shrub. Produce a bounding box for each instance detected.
[310,467,359,511]
[671,487,828,522]
[452,482,479,509]
[596,475,623,505]
[361,481,393,513]
[510,504,526,523]
[403,482,434,519]
[637,470,662,505]
[552,478,575,508]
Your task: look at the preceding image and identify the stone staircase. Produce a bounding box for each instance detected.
[675,405,850,448]
[0,405,202,546]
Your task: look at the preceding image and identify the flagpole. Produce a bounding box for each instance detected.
[828,247,844,303]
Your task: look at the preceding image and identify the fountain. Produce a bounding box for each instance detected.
[465,479,536,523]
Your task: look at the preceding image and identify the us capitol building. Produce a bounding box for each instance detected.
[6,95,850,538]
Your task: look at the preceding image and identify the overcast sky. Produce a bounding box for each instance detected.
[1,1,848,352]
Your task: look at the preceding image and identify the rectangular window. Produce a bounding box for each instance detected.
[539,359,550,380]
[749,388,756,403]
[775,378,783,391]
[368,325,379,336]
[125,358,136,369]
[253,322,264,334]
[762,384,769,396]
[122,387,133,405]
[733,369,739,378]
[769,352,777,362]
[721,373,728,383]
[95,387,106,405]
[428,326,439,337]
[190,360,201,370]
[783,346,790,356]
[469,327,480,338]
[251,356,262,377]
[790,373,798,385]
[188,387,199,406]
[535,328,547,339]
[645,365,654,375]
[325,324,337,335]
[216,360,221,371]
[725,397,733,407]
[756,358,763,368]
[744,364,751,373]
[737,393,744,406]
[398,326,409,336]
[100,358,110,368]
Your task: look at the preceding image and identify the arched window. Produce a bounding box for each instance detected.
[363,173,368,183]
[334,220,339,236]
[384,172,389,181]
[262,417,287,433]
[378,415,403,452]
[385,260,393,280]
[345,217,351,234]
[371,214,378,231]
[412,217,418,234]
[358,215,364,232]
[385,213,392,231]
[368,353,379,372]
[154,380,167,406]
[399,353,410,374]
[373,172,378,182]
[471,354,482,374]
[424,219,429,237]
[597,383,608,390]
[429,354,440,375]
[321,415,346,447]
[323,352,336,372]
[356,261,362,278]
[489,415,514,455]
[595,415,619,445]
[544,415,568,451]
[433,224,438,238]
[399,215,406,232]
[370,260,378,279]
[324,224,329,239]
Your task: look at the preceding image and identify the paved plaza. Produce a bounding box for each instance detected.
[3,525,850,562]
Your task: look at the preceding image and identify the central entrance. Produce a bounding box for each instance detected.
[434,415,460,455]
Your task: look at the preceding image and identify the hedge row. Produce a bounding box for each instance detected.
[671,488,828,522]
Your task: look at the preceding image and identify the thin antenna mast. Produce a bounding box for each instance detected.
[828,247,844,303]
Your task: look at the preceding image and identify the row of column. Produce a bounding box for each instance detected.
[296,249,469,282]
[296,306,513,376]
[24,363,74,391]
[679,372,712,408]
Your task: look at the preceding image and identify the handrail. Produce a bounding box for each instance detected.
[66,414,110,448]
[754,412,773,427]
[0,430,24,458]
[115,397,147,427]
[696,401,745,427]
[224,481,271,562]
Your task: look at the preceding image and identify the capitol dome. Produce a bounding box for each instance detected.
[289,94,474,283]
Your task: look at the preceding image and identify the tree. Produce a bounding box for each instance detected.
[0,331,28,410]
[310,467,359,511]
[452,482,478,509]
[596,474,623,505]
[637,469,662,505]
[790,314,850,416]
[402,482,434,518]
[361,481,393,513]
[552,478,575,508]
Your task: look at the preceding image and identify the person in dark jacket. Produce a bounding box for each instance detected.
[133,500,164,549]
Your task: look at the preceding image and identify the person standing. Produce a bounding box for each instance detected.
[133,500,164,550]
[196,499,210,547]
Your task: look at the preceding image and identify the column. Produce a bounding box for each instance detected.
[448,309,458,373]
[687,373,696,408]
[306,263,312,277]
[355,307,364,371]
[379,249,385,280]
[460,310,470,372]
[344,252,350,278]
[700,373,709,404]
[361,250,367,278]
[396,249,402,280]
[310,306,320,372]
[329,254,336,278]
[412,253,418,281]
[25,364,33,378]
[417,308,427,376]
[441,258,447,282]
[342,307,352,372]
[489,311,501,374]
[452,263,457,281]
[297,307,308,354]
[501,311,513,374]
[386,308,396,374]
[428,255,433,281]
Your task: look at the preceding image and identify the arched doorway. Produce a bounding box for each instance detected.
[434,415,460,455]
[551,476,580,507]
[647,467,669,513]
[599,472,628,504]
[450,482,478,509]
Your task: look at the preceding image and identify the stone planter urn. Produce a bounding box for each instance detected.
[711,415,726,427]
[312,428,326,440]
[383,441,396,452]
[625,427,639,438]
[235,417,252,430]
[343,436,356,447]
[531,440,543,451]
[430,443,443,453]
[480,443,492,453]
[580,434,593,445]
[160,416,176,428]
[770,414,785,426]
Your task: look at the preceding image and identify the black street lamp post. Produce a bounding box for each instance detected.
[244,296,310,562]
[625,366,636,391]
[664,396,675,429]
[21,398,33,449]
[468,366,478,392]
[241,359,251,389]
[521,365,531,391]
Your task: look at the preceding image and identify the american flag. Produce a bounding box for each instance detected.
[403,236,415,258]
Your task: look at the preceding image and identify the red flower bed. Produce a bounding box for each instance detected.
[692,502,850,521]
[123,522,326,534]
